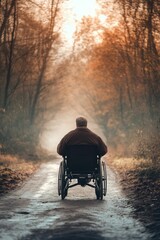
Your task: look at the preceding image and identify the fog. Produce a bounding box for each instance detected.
[40,106,107,154]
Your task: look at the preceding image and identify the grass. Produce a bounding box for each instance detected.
[108,156,160,179]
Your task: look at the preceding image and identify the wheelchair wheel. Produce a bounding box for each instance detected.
[58,161,62,196]
[102,161,107,196]
[95,178,103,200]
[58,161,68,200]
[61,161,67,200]
[95,162,103,200]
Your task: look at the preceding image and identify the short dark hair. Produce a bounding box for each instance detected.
[76,117,87,127]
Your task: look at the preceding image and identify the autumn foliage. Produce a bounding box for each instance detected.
[67,0,160,161]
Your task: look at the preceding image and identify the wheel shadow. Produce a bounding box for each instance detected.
[21,199,107,240]
[21,228,106,240]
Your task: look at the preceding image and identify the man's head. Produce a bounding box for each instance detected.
[76,117,87,128]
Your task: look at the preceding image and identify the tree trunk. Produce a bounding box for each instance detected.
[3,1,17,109]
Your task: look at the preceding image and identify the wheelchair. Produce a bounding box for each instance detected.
[58,145,107,200]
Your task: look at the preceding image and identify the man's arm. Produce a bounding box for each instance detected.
[57,130,74,156]
[98,137,108,156]
[57,137,66,156]
[57,142,63,156]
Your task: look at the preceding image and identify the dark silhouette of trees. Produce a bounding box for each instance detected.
[0,0,17,109]
[29,0,60,124]
[0,0,62,153]
[115,0,160,119]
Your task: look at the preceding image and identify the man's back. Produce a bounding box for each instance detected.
[57,125,107,156]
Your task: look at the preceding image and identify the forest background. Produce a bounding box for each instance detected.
[0,0,159,161]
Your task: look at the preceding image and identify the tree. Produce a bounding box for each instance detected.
[0,0,62,152]
[29,0,60,124]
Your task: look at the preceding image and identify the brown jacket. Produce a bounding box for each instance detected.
[57,127,107,156]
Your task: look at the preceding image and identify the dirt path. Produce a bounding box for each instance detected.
[0,159,151,240]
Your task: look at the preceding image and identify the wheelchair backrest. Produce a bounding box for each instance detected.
[65,145,99,174]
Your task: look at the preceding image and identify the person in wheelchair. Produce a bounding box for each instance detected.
[57,117,108,199]
[57,117,107,157]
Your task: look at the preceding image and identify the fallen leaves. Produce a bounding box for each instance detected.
[0,155,39,196]
[107,156,160,238]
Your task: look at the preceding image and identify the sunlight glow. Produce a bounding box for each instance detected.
[60,0,100,46]
[35,0,119,47]
[69,0,99,20]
